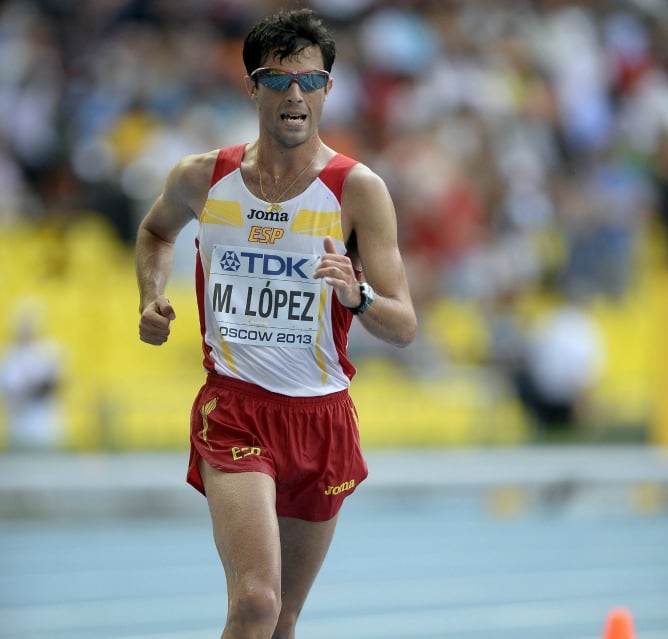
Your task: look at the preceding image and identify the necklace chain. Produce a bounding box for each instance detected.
[257,144,320,213]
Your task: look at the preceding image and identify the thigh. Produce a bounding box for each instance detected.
[199,459,281,593]
[278,515,338,618]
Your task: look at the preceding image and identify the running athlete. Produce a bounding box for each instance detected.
[135,9,416,639]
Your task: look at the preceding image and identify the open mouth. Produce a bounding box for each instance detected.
[281,113,307,123]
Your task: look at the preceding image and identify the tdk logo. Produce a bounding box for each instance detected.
[220,251,241,272]
[220,250,311,279]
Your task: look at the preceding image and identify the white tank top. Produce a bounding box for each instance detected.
[195,144,358,396]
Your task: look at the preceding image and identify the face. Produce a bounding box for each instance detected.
[245,45,332,148]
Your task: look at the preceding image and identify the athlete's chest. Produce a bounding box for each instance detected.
[200,170,343,251]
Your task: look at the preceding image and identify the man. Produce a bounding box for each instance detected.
[136,8,416,639]
[1,299,64,450]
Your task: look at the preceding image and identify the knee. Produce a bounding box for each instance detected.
[228,579,281,632]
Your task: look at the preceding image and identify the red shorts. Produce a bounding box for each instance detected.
[187,374,368,521]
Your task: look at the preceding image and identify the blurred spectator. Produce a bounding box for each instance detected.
[558,142,652,299]
[0,2,64,189]
[0,135,31,225]
[1,299,66,450]
[514,293,605,435]
[540,5,615,156]
[650,127,668,260]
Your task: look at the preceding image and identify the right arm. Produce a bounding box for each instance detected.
[136,152,214,345]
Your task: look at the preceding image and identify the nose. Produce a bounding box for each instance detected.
[285,80,304,100]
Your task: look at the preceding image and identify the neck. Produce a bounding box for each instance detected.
[256,138,321,177]
[256,140,322,210]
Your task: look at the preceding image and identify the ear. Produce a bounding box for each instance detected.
[243,75,257,99]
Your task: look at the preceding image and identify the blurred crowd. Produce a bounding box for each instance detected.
[2,0,668,438]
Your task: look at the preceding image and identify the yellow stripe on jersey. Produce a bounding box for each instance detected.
[219,337,238,374]
[315,287,330,384]
[290,210,343,239]
[201,199,244,226]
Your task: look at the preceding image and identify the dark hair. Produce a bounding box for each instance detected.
[242,8,336,75]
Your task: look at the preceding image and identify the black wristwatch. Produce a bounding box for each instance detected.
[346,282,375,315]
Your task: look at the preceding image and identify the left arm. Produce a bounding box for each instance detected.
[315,164,417,347]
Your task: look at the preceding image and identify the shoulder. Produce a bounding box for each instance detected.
[168,150,219,192]
[163,149,219,209]
[345,161,384,183]
[341,161,392,207]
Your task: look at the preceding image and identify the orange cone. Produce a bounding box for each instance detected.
[602,608,636,639]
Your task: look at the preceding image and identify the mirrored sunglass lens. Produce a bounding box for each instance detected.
[256,70,328,92]
[298,73,328,91]
[259,71,292,90]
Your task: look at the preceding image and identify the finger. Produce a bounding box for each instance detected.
[157,298,176,321]
[316,262,348,284]
[146,319,169,332]
[139,323,170,345]
[323,236,337,255]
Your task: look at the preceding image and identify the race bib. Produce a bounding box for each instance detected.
[208,245,324,348]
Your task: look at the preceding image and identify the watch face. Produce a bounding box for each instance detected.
[359,282,374,312]
[349,282,375,314]
[364,283,375,302]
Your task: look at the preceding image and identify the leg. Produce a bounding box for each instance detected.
[273,515,338,639]
[200,460,282,639]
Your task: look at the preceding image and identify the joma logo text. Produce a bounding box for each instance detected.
[248,208,289,222]
[324,480,355,496]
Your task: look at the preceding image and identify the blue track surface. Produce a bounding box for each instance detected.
[1,485,667,639]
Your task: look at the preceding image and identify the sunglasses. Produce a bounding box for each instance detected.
[250,67,330,92]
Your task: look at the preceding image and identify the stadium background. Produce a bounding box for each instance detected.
[1,0,668,451]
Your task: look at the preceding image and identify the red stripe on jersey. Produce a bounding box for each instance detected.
[319,154,358,382]
[319,153,358,199]
[331,293,356,381]
[195,238,216,373]
[210,144,245,186]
